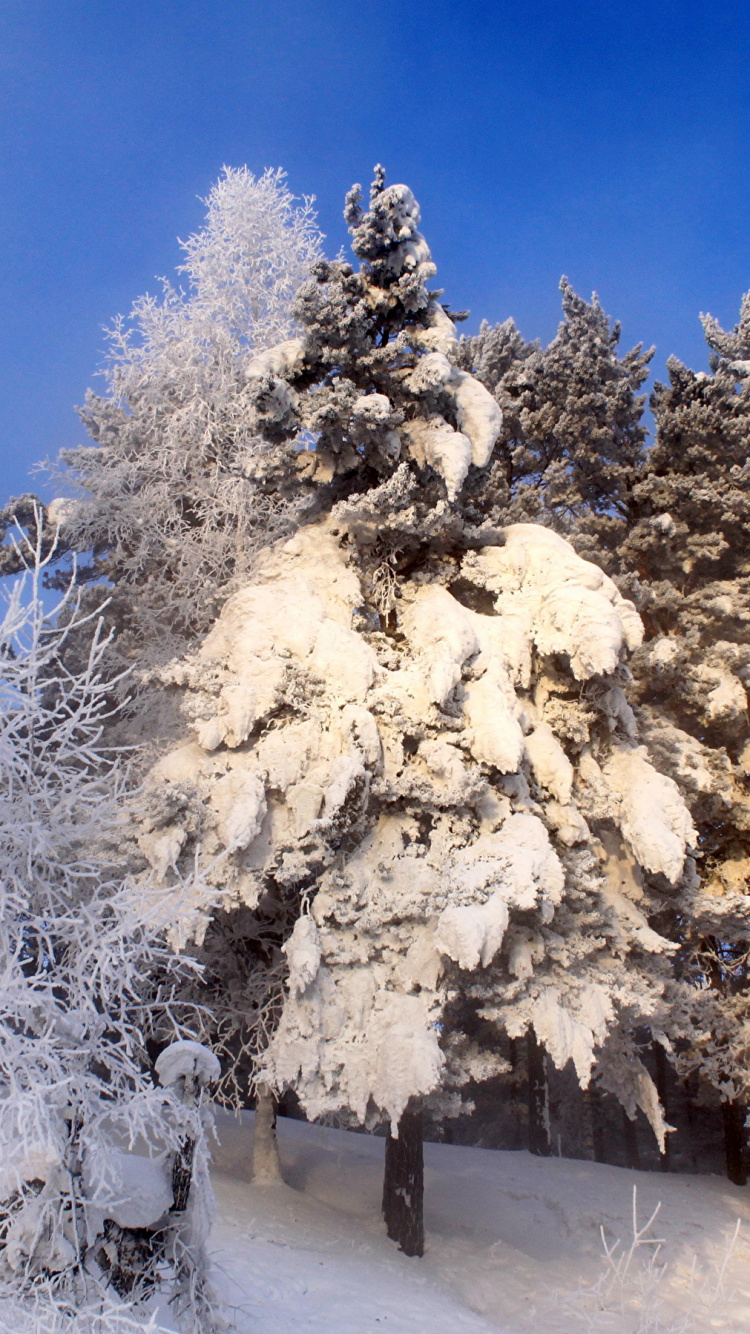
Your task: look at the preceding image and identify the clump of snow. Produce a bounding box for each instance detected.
[603,745,697,883]
[525,722,574,804]
[435,896,509,969]
[463,524,643,679]
[210,771,267,851]
[284,916,322,996]
[408,299,458,356]
[246,337,305,382]
[156,1040,221,1090]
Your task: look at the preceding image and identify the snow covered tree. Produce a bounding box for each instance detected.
[0,167,324,692]
[130,169,696,1253]
[0,167,325,1215]
[613,301,750,1183]
[0,516,223,1330]
[457,280,653,566]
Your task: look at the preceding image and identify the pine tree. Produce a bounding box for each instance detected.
[457,279,653,566]
[132,169,694,1252]
[619,300,750,1184]
[515,281,750,1183]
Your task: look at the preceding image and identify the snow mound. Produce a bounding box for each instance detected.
[156,1039,221,1089]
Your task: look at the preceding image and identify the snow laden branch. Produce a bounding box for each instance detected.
[134,511,695,1150]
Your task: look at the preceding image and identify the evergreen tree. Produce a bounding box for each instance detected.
[619,301,750,1183]
[458,279,653,565]
[132,169,694,1253]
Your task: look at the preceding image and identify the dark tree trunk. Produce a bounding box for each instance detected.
[722,1099,747,1186]
[527,1029,550,1157]
[170,1136,195,1212]
[382,1104,424,1257]
[622,1108,640,1170]
[589,1085,606,1164]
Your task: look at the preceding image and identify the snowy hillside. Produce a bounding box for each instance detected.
[195,1112,750,1334]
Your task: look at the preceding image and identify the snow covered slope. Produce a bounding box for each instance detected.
[204,1112,750,1334]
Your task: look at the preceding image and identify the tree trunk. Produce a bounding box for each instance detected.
[622,1108,640,1170]
[382,1104,424,1257]
[253,1082,284,1185]
[722,1099,747,1186]
[527,1029,550,1157]
[171,1136,195,1211]
[589,1084,606,1164]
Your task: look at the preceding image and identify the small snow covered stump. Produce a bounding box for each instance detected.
[94,1039,227,1333]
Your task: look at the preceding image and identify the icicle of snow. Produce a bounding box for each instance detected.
[265,971,444,1129]
[525,722,574,804]
[283,916,322,996]
[401,416,473,500]
[435,895,509,969]
[529,986,613,1085]
[444,366,503,467]
[404,583,480,662]
[596,1037,675,1152]
[603,745,696,884]
[463,669,525,771]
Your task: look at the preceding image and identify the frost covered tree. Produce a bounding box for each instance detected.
[0,518,224,1330]
[0,168,324,1215]
[610,299,750,1183]
[0,167,323,688]
[456,279,653,566]
[502,279,750,1183]
[131,169,696,1253]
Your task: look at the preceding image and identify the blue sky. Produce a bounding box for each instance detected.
[2,0,750,500]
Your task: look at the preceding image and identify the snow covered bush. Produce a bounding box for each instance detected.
[0,517,222,1329]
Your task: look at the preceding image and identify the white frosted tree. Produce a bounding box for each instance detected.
[0,517,223,1331]
[0,167,324,687]
[131,170,697,1253]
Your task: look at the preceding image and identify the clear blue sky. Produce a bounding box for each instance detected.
[2,0,750,501]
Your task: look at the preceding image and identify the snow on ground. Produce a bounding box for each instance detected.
[4,1110,750,1332]
[203,1110,750,1334]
